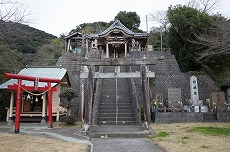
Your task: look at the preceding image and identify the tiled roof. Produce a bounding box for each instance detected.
[98,19,133,36]
[64,32,82,39]
[0,67,68,89]
[64,20,147,40]
[98,19,147,37]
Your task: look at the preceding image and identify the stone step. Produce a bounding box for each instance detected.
[100,99,132,103]
[100,95,131,99]
[100,95,132,98]
[88,131,150,138]
[99,109,133,113]
[99,101,132,104]
[99,106,132,110]
[98,70,135,125]
[98,117,135,121]
[100,103,131,106]
[99,113,134,117]
[101,91,131,95]
[98,121,135,125]
[88,125,152,138]
[101,92,131,95]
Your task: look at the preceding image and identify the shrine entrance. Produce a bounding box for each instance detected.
[4,73,60,133]
[108,43,126,58]
[77,57,156,127]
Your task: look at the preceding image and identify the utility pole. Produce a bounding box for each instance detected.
[146,15,149,50]
[160,26,163,51]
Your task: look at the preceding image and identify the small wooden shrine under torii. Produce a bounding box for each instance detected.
[0,67,70,132]
[4,72,60,132]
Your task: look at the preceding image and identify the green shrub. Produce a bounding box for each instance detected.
[60,115,76,125]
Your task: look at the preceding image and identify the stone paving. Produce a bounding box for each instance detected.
[0,123,166,152]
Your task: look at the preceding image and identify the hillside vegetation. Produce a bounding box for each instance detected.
[0,21,65,83]
[0,20,56,54]
[0,21,64,120]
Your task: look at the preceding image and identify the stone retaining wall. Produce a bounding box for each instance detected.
[154,112,230,124]
[217,112,230,122]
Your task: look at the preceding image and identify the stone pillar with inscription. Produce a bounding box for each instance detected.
[190,76,200,105]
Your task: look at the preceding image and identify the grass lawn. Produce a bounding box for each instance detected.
[150,122,230,152]
[0,133,87,152]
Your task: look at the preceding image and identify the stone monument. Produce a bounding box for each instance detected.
[168,88,182,108]
[190,76,200,105]
[211,92,226,109]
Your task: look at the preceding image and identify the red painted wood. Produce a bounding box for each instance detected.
[48,82,53,128]
[4,73,60,83]
[4,72,60,132]
[15,79,22,133]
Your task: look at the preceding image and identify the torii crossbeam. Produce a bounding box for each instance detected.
[4,73,60,133]
[77,57,156,126]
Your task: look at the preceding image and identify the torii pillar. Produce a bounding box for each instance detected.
[4,73,60,133]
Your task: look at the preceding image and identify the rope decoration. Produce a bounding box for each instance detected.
[19,84,52,96]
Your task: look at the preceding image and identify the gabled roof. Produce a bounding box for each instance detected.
[0,67,70,89]
[65,20,147,39]
[98,19,134,36]
[64,32,82,39]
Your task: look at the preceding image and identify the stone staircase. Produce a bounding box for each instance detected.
[98,66,135,125]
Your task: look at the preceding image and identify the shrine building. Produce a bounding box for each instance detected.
[0,67,70,125]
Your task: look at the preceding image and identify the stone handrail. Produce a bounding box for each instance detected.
[91,66,103,125]
[128,66,141,126]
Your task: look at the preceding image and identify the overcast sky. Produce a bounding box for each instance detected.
[23,0,230,37]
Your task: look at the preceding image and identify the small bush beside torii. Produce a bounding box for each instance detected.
[59,87,78,125]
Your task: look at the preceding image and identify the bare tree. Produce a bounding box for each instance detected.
[0,0,32,23]
[187,0,221,13]
[149,10,169,32]
[194,20,230,61]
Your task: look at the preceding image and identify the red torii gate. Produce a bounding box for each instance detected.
[4,73,60,133]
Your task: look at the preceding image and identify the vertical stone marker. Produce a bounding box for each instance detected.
[211,92,226,108]
[190,76,199,105]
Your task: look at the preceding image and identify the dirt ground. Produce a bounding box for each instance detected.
[151,122,230,152]
[0,133,87,152]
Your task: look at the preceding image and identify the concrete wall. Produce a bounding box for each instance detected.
[154,113,203,124]
[217,112,230,121]
[154,112,230,124]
